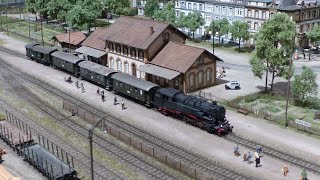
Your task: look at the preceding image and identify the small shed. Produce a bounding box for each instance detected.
[53,31,86,52]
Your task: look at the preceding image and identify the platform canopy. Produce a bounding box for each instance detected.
[138,64,181,80]
[75,46,107,58]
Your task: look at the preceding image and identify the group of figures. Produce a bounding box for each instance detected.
[234,144,308,179]
[97,88,126,110]
[234,144,261,167]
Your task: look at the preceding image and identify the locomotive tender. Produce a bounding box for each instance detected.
[24,44,233,135]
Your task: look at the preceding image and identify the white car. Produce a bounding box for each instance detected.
[225,81,241,90]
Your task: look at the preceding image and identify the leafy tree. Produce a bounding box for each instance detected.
[230,20,249,52]
[144,0,159,17]
[46,0,75,22]
[292,66,318,105]
[26,0,50,20]
[185,12,205,40]
[208,18,229,43]
[307,25,320,59]
[249,13,296,92]
[66,0,102,31]
[176,12,187,28]
[104,0,130,16]
[153,1,176,26]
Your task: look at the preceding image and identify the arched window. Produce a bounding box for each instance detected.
[110,58,114,69]
[193,3,197,10]
[117,59,122,72]
[189,73,195,87]
[132,63,137,77]
[124,62,129,74]
[198,71,204,85]
[206,68,212,82]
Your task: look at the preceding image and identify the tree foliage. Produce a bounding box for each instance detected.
[104,0,131,16]
[307,24,320,45]
[292,66,318,104]
[144,0,159,17]
[176,12,187,28]
[209,18,229,43]
[66,0,102,31]
[230,20,249,52]
[153,1,176,26]
[250,13,296,92]
[185,12,205,40]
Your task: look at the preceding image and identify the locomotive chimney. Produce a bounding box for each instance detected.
[150,26,154,35]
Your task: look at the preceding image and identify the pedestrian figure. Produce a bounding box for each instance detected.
[76,81,79,88]
[234,144,240,156]
[121,99,125,110]
[300,168,307,180]
[71,109,76,116]
[255,152,260,167]
[282,165,289,176]
[247,152,252,164]
[256,145,262,154]
[97,88,100,95]
[0,148,6,163]
[242,151,247,161]
[101,93,105,102]
[114,96,117,105]
[80,83,84,89]
[101,90,104,95]
[303,49,306,59]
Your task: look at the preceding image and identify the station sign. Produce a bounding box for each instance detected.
[295,119,311,127]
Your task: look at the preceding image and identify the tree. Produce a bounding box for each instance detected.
[144,0,159,17]
[249,13,296,92]
[292,66,318,105]
[230,20,249,52]
[26,0,50,21]
[153,1,176,26]
[46,0,75,22]
[185,12,205,40]
[307,24,320,60]
[66,0,102,32]
[209,18,229,43]
[176,12,187,28]
[104,0,130,16]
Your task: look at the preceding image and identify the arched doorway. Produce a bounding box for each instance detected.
[132,63,137,77]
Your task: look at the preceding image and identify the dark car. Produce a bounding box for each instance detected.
[78,61,117,90]
[30,45,58,65]
[51,51,84,76]
[111,73,159,107]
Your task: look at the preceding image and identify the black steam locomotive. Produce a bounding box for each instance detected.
[25,44,233,135]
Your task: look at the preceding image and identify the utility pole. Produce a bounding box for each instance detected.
[68,27,71,54]
[88,117,105,180]
[28,14,31,42]
[6,0,8,35]
[40,15,44,46]
[284,53,293,127]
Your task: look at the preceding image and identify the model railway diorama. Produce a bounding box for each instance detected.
[25,43,233,135]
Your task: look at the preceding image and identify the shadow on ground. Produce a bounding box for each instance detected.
[255,82,290,96]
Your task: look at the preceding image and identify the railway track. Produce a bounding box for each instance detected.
[224,133,320,175]
[0,61,175,179]
[0,78,121,178]
[0,46,254,179]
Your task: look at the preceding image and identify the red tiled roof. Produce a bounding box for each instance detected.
[100,16,188,50]
[150,41,220,73]
[81,28,109,50]
[54,31,86,46]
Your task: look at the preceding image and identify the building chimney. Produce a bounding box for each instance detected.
[150,27,154,35]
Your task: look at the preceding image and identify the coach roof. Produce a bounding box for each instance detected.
[32,46,57,54]
[51,51,83,64]
[111,73,159,91]
[79,61,116,76]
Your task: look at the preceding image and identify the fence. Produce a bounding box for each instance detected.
[198,90,227,102]
[63,99,217,180]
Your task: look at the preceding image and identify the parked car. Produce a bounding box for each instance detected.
[225,81,241,90]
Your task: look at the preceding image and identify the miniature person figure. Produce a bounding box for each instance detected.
[121,99,125,110]
[80,83,84,89]
[256,145,262,154]
[71,109,76,116]
[101,93,105,102]
[0,148,6,162]
[247,152,252,164]
[76,80,79,88]
[242,151,247,161]
[301,168,307,180]
[114,96,117,105]
[234,144,240,156]
[255,152,260,167]
[282,165,289,176]
[97,88,100,95]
